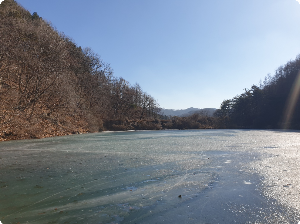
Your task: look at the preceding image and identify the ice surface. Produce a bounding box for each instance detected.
[0,129,299,223]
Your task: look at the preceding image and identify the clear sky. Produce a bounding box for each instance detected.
[15,0,300,110]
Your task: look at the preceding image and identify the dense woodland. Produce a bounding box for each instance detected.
[214,55,300,129]
[0,0,166,140]
[1,0,299,141]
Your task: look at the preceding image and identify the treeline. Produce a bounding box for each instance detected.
[161,113,217,130]
[214,55,300,129]
[0,0,161,140]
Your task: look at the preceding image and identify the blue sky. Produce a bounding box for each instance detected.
[15,0,300,109]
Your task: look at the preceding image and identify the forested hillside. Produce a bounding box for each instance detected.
[0,0,161,140]
[3,0,296,141]
[215,55,300,129]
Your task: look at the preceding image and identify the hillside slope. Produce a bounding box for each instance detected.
[215,55,300,129]
[0,0,161,140]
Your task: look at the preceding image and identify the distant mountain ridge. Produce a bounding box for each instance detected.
[160,107,216,117]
